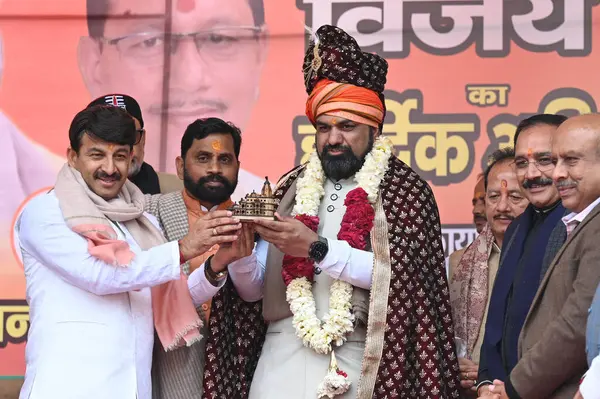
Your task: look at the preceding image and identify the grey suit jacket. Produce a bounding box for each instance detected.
[510,203,600,399]
[145,191,207,399]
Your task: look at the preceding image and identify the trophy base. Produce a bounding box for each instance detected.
[235,215,276,222]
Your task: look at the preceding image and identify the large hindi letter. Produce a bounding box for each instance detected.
[383,94,414,167]
[414,129,470,178]
[0,306,5,347]
[299,0,336,34]
[6,310,29,344]
[512,0,589,54]
[301,0,403,51]
[466,85,510,107]
[541,88,596,115]
[490,122,518,150]
[0,301,29,348]
[411,0,503,53]
[384,90,479,185]
[292,116,317,165]
[335,0,404,52]
[337,4,383,48]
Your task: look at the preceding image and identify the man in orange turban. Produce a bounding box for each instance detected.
[248,25,461,398]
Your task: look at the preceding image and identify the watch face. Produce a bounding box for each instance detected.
[311,241,328,262]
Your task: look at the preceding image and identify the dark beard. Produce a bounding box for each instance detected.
[318,133,374,181]
[183,169,238,206]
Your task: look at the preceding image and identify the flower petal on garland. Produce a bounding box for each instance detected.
[296,214,320,233]
[278,135,393,398]
[282,256,314,286]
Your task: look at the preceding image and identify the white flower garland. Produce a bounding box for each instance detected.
[286,136,393,396]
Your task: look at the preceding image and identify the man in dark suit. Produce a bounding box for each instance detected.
[476,114,568,396]
[481,113,600,398]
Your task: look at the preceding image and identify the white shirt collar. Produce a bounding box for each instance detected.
[200,204,219,212]
[561,196,600,228]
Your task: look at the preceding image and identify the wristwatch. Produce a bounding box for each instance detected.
[308,236,329,263]
[204,255,228,287]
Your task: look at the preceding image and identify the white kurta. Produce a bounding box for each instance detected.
[16,191,264,399]
[250,178,374,399]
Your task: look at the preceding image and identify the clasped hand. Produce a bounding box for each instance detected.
[179,210,241,262]
[253,212,318,258]
[459,357,479,393]
[477,380,508,399]
[211,223,256,272]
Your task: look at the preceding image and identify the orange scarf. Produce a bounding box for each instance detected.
[305,78,384,128]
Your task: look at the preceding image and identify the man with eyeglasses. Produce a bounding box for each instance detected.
[78,0,267,200]
[476,114,568,396]
[482,113,600,398]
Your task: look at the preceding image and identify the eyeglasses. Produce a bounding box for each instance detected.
[135,128,145,145]
[101,26,263,67]
[512,156,555,176]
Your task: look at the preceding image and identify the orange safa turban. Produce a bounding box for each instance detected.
[305,78,384,129]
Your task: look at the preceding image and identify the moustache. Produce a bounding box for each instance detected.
[94,171,121,181]
[323,145,353,157]
[473,214,487,222]
[522,177,553,189]
[493,214,515,221]
[148,98,227,114]
[199,174,230,187]
[555,180,577,189]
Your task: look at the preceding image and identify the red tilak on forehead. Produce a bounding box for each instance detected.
[176,0,195,13]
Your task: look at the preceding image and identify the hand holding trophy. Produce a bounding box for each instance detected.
[179,210,241,263]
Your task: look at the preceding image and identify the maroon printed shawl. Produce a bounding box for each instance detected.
[201,280,268,398]
[273,157,461,398]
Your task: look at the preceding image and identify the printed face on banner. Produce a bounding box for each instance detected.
[78,0,267,173]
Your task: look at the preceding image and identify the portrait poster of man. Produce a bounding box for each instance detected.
[1,0,600,395]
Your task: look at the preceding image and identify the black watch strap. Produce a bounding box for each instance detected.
[204,255,227,287]
[308,236,329,263]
